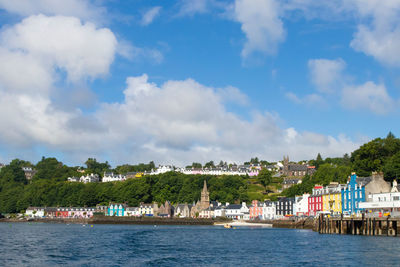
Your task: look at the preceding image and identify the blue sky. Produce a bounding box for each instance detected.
[0,0,399,167]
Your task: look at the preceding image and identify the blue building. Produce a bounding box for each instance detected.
[341,173,366,215]
[107,203,125,216]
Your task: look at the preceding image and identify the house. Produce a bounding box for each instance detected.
[175,204,191,218]
[359,180,400,215]
[55,208,69,218]
[125,207,140,217]
[79,173,100,183]
[22,167,37,180]
[341,173,366,215]
[364,172,391,201]
[294,194,309,216]
[25,207,45,218]
[125,172,143,179]
[275,197,295,217]
[68,207,95,218]
[44,207,57,218]
[102,172,126,182]
[308,185,324,216]
[199,206,215,218]
[282,178,302,190]
[139,203,157,216]
[96,205,108,215]
[151,165,174,175]
[322,183,345,215]
[213,205,226,218]
[281,156,315,177]
[225,202,249,220]
[107,203,126,216]
[67,176,80,182]
[158,201,174,217]
[261,201,276,220]
[249,200,263,219]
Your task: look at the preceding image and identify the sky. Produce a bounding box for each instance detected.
[0,0,399,167]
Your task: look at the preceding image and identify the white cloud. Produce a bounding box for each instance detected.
[0,0,105,23]
[141,6,161,26]
[285,92,325,106]
[233,0,285,59]
[1,15,117,83]
[341,81,395,115]
[177,0,209,16]
[308,58,346,93]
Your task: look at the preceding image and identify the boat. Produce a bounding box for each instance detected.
[224,224,232,229]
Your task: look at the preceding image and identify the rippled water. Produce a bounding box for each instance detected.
[1,222,400,266]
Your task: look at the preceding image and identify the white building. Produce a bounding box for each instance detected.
[151,165,174,175]
[213,205,226,218]
[125,207,141,217]
[25,207,45,218]
[261,201,276,220]
[67,176,79,182]
[102,172,126,182]
[293,193,310,216]
[359,181,400,215]
[225,202,249,220]
[79,173,100,183]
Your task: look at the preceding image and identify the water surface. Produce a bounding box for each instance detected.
[1,223,399,266]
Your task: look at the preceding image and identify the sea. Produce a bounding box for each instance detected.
[1,223,399,266]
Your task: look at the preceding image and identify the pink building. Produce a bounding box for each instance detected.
[249,200,263,219]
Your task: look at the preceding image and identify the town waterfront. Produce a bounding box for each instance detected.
[1,223,400,266]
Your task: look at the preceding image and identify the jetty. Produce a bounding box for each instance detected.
[318,214,400,237]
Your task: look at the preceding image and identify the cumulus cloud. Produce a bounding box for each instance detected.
[308,58,346,93]
[233,0,285,59]
[0,0,105,23]
[0,14,117,83]
[141,6,161,26]
[341,81,395,115]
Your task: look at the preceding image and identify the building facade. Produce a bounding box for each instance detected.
[341,173,366,215]
[308,185,323,216]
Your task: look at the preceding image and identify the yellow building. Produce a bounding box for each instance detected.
[322,183,344,215]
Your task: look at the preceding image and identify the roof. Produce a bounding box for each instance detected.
[357,176,372,186]
[226,204,242,210]
[288,164,308,171]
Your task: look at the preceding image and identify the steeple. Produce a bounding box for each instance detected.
[203,179,208,192]
[200,180,210,210]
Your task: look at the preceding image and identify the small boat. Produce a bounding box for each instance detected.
[224,224,232,229]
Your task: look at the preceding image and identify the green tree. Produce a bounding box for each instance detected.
[257,168,272,192]
[383,151,400,181]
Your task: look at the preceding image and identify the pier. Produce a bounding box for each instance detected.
[318,214,399,237]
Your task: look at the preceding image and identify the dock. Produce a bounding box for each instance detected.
[318,214,399,237]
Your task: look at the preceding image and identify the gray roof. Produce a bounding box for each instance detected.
[357,176,372,186]
[288,164,308,171]
[226,204,242,210]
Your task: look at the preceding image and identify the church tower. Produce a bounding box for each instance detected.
[200,180,210,210]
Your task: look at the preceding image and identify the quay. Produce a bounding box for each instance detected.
[318,214,400,237]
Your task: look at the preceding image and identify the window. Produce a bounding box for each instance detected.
[394,196,399,201]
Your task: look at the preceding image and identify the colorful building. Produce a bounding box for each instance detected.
[249,200,263,219]
[322,183,344,215]
[308,185,323,216]
[107,203,126,216]
[341,173,366,215]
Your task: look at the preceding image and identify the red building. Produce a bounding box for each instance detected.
[249,200,263,219]
[308,185,323,216]
[55,208,69,218]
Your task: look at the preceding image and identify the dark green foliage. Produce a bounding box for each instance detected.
[383,151,400,181]
[114,161,155,174]
[34,157,78,182]
[257,168,272,191]
[85,158,111,175]
[350,135,400,177]
[0,170,247,213]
